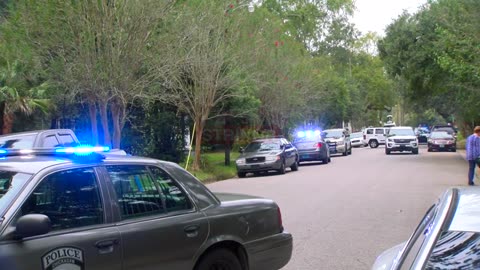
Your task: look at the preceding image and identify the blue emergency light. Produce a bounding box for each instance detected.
[0,145,111,160]
[55,146,110,156]
[296,130,321,138]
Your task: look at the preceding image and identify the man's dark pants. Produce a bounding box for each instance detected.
[468,160,477,185]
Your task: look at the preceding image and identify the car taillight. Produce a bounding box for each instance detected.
[314,142,322,148]
[363,135,366,140]
[277,207,283,232]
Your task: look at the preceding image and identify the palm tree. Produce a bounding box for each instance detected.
[0,60,50,134]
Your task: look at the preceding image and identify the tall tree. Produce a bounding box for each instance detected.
[155,0,246,170]
[3,0,173,147]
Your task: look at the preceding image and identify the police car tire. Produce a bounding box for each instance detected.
[195,248,242,270]
[369,140,379,148]
[323,157,329,164]
[290,159,299,171]
[237,172,246,178]
[278,161,286,174]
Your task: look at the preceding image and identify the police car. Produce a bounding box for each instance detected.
[0,146,292,270]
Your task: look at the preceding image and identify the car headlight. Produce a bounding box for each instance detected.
[236,158,246,165]
[266,155,280,162]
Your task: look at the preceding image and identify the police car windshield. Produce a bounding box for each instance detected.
[388,129,414,136]
[0,171,32,216]
[323,130,343,139]
[244,141,281,152]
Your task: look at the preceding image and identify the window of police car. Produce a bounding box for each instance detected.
[0,171,32,216]
[107,165,192,220]
[149,166,192,212]
[17,168,104,231]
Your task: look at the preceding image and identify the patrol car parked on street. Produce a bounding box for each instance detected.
[0,146,292,270]
[236,137,299,177]
[292,130,330,165]
[322,129,352,156]
[385,126,419,155]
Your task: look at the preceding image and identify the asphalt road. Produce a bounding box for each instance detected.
[207,145,468,270]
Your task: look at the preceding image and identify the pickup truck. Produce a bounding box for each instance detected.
[0,129,80,149]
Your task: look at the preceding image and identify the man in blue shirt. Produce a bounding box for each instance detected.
[466,126,480,185]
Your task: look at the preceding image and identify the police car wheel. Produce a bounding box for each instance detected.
[195,248,242,270]
[290,159,299,171]
[278,161,286,174]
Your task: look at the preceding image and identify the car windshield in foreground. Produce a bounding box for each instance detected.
[244,141,281,152]
[430,132,453,139]
[397,204,437,269]
[389,129,414,136]
[0,171,32,216]
[0,134,36,149]
[323,130,343,139]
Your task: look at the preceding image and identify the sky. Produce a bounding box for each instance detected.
[352,0,427,36]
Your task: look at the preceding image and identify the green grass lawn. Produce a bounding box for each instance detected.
[180,151,240,182]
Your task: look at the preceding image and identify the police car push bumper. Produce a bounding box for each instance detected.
[386,140,418,150]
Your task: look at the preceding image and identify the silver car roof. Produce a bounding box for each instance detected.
[0,154,161,174]
[449,187,480,232]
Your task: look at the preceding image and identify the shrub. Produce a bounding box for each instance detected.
[457,139,466,150]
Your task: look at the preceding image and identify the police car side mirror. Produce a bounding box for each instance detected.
[239,147,244,153]
[16,214,51,239]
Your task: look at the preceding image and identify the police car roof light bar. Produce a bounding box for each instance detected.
[0,146,110,159]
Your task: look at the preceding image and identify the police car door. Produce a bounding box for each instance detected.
[0,167,122,270]
[105,165,209,270]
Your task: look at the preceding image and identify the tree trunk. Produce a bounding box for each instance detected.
[224,116,232,166]
[111,104,124,149]
[2,111,13,135]
[98,102,112,148]
[193,118,205,170]
[88,102,99,146]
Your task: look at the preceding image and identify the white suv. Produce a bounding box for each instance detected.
[363,127,389,148]
[385,126,419,154]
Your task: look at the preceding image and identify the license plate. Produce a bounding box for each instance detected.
[250,165,260,168]
[302,154,309,159]
[439,144,444,148]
